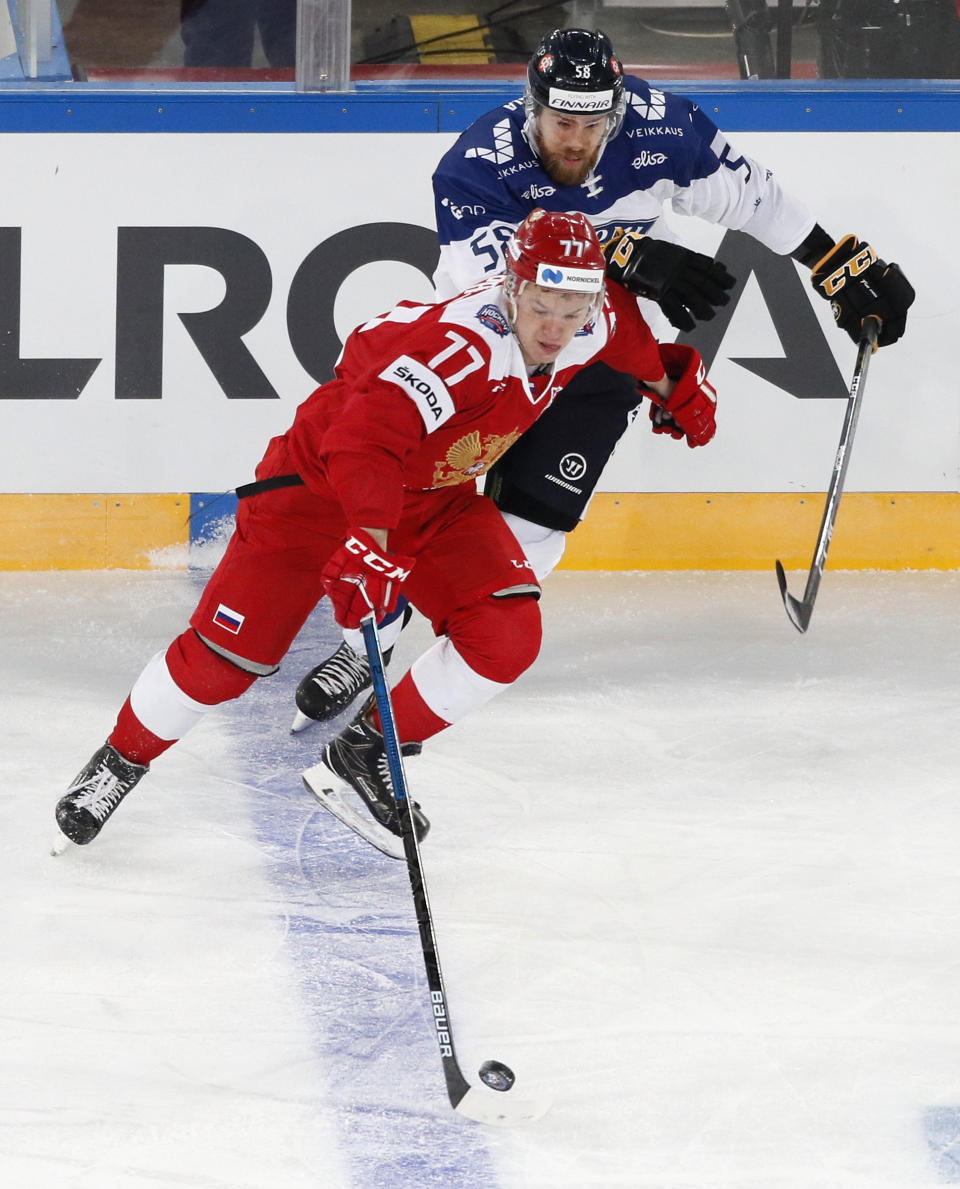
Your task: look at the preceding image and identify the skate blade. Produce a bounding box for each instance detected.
[290,709,318,734]
[302,764,404,860]
[50,830,75,857]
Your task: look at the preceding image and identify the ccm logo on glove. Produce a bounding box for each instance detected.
[343,535,412,580]
[810,234,915,348]
[321,529,415,629]
[817,242,877,298]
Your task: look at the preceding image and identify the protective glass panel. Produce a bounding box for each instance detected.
[27,1,957,85]
[56,0,298,80]
[346,0,960,84]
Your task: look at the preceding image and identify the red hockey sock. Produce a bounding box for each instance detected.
[381,671,451,744]
[109,696,176,767]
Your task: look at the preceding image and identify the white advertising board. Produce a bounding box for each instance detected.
[2,130,954,494]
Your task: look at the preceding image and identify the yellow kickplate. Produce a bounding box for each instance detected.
[0,494,189,570]
[409,14,493,64]
[2,491,957,572]
[561,492,960,571]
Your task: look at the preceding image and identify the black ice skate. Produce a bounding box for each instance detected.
[302,708,429,860]
[290,607,412,732]
[54,743,148,848]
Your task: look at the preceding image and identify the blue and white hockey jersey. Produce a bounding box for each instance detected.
[432,77,816,300]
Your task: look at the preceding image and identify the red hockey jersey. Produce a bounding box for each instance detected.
[283,275,664,530]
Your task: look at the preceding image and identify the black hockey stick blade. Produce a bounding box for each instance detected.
[775,559,813,634]
[360,615,550,1127]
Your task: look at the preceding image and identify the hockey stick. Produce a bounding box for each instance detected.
[775,316,881,633]
[360,613,548,1126]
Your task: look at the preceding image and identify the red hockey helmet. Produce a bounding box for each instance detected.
[504,209,606,325]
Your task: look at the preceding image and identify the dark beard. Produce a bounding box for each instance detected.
[540,147,599,188]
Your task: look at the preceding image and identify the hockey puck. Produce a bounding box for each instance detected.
[478,1059,516,1092]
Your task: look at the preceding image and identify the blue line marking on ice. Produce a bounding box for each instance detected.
[924,1107,960,1183]
[218,594,500,1188]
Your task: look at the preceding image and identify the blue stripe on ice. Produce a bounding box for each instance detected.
[223,596,499,1188]
[924,1107,960,1182]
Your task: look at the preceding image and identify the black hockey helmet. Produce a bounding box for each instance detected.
[526,28,625,117]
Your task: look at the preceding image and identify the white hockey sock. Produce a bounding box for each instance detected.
[409,636,511,725]
[342,613,406,657]
[129,649,216,742]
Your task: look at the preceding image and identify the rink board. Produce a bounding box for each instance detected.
[1,490,957,571]
[0,82,956,569]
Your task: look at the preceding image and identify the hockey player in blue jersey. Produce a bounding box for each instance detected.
[291,26,914,730]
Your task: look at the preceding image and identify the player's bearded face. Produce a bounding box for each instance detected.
[513,284,595,368]
[535,109,608,187]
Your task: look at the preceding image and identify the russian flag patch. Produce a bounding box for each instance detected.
[213,603,244,634]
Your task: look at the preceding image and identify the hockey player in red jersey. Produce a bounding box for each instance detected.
[54,208,718,856]
[290,26,916,733]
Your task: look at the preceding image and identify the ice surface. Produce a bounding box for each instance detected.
[3,567,958,1188]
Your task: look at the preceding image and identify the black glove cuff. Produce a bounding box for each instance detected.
[791,223,835,269]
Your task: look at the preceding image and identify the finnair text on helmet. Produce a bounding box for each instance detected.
[548,86,613,112]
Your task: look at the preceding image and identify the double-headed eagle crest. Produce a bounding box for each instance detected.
[432,428,521,487]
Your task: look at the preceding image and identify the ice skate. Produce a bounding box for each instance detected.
[302,707,429,859]
[291,642,375,732]
[290,608,412,733]
[54,743,148,850]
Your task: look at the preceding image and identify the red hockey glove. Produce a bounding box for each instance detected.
[321,530,415,630]
[810,235,914,348]
[648,406,685,441]
[641,343,716,448]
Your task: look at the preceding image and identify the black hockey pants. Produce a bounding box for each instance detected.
[484,361,643,532]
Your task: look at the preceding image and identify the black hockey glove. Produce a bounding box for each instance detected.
[810,235,915,348]
[605,231,736,333]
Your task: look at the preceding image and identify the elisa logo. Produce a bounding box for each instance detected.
[632,152,668,170]
[522,183,556,201]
